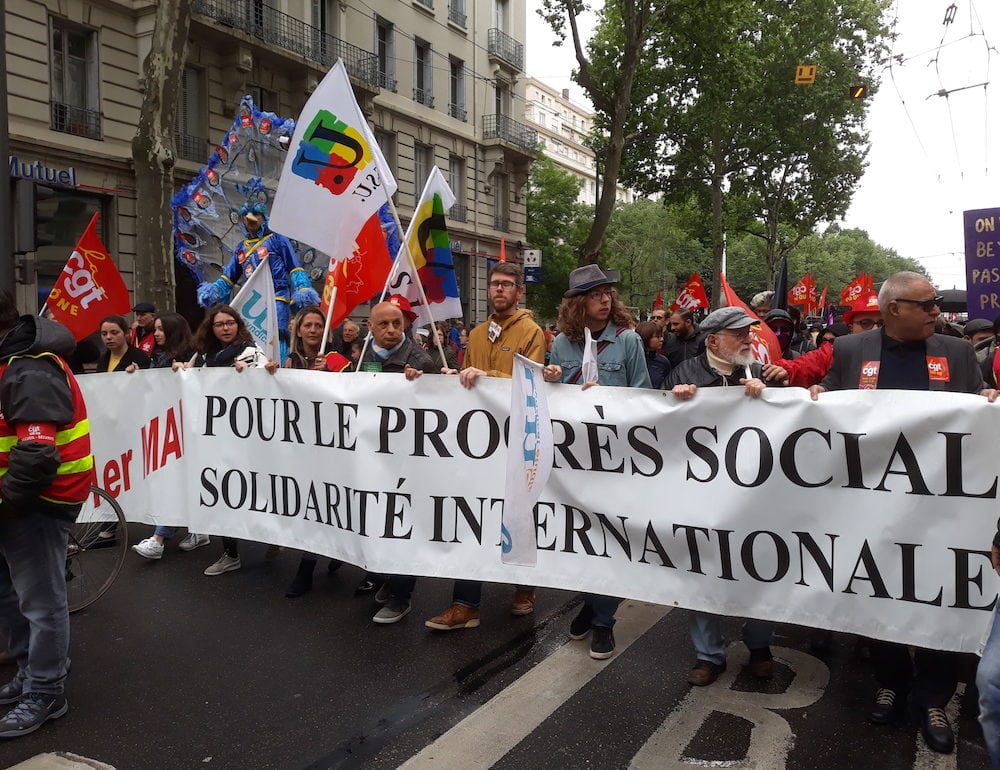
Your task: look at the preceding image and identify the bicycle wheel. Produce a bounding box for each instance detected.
[66,486,128,613]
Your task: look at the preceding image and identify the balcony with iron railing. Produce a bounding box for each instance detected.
[450,204,468,222]
[483,114,537,154]
[175,132,209,163]
[447,2,467,27]
[414,88,434,108]
[192,0,378,89]
[487,28,524,72]
[494,214,509,232]
[50,102,101,140]
[377,71,397,91]
[448,102,467,121]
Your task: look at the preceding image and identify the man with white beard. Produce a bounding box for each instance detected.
[662,306,775,687]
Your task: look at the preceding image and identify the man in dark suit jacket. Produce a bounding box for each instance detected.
[811,271,997,755]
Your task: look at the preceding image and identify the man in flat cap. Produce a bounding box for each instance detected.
[663,305,775,686]
[130,302,157,357]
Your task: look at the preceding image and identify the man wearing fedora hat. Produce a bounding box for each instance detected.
[130,302,157,357]
[425,262,546,631]
[543,265,650,659]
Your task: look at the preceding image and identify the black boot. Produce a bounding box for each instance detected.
[285,558,316,598]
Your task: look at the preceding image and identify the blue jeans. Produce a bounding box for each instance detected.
[0,510,74,695]
[978,608,1000,769]
[154,526,177,539]
[584,594,621,629]
[690,612,774,666]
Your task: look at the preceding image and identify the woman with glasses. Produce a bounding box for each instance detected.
[177,305,275,576]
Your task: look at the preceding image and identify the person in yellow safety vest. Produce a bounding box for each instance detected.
[0,287,93,739]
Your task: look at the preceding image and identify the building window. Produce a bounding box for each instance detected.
[537,112,546,128]
[494,0,508,32]
[376,17,395,90]
[49,19,100,139]
[448,0,466,27]
[449,58,466,121]
[494,79,510,117]
[247,84,275,113]
[374,129,397,187]
[176,67,207,163]
[448,156,466,221]
[414,143,433,195]
[493,173,509,231]
[414,40,433,107]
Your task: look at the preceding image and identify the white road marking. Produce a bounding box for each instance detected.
[399,600,671,770]
[630,644,830,770]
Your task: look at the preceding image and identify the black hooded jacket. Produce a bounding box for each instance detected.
[0,315,78,515]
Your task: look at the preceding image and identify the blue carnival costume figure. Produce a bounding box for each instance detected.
[196,201,319,360]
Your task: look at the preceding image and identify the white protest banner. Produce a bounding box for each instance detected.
[230,258,279,363]
[502,355,553,566]
[80,372,1000,653]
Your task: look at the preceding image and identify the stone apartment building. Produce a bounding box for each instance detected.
[523,76,636,209]
[6,0,536,323]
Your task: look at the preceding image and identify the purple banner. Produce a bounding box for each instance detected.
[965,206,1000,320]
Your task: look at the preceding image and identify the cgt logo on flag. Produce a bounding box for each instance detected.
[291,110,374,195]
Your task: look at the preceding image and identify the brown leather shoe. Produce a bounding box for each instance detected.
[425,603,481,630]
[510,590,535,616]
[687,660,726,686]
[747,647,774,679]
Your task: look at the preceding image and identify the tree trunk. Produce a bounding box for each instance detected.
[131,1,192,312]
[709,127,726,308]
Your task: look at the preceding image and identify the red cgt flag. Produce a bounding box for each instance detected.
[787,273,817,307]
[720,273,783,364]
[652,289,663,309]
[840,274,873,305]
[320,211,393,328]
[669,273,710,312]
[45,213,131,341]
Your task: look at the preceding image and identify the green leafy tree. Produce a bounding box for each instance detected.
[623,0,890,304]
[601,199,712,310]
[525,154,591,319]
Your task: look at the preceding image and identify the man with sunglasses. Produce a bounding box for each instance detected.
[812,271,997,754]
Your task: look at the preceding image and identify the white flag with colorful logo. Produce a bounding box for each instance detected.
[502,355,553,566]
[395,166,461,327]
[269,59,397,259]
[231,258,279,364]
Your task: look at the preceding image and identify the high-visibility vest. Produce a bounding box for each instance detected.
[0,352,94,507]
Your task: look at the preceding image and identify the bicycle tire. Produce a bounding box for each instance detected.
[67,485,128,613]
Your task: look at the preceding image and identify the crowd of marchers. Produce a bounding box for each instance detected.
[1,264,999,762]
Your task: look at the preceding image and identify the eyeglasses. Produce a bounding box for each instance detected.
[894,296,943,313]
[821,336,837,344]
[586,288,614,300]
[855,318,884,330]
[213,320,238,328]
[488,280,519,290]
[717,328,752,340]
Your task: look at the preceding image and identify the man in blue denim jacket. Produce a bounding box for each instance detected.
[543,265,650,659]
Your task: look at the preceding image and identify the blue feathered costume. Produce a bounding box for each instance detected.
[197,201,319,359]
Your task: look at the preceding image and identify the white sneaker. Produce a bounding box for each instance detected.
[178,533,210,552]
[131,537,164,560]
[204,554,241,576]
